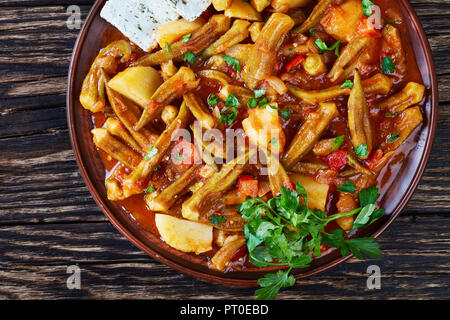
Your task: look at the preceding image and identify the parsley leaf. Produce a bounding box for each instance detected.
[331,135,345,152]
[354,144,368,158]
[247,98,258,109]
[225,93,241,107]
[322,229,382,259]
[362,0,376,17]
[315,39,341,56]
[254,89,266,98]
[359,185,380,207]
[207,94,221,106]
[337,180,356,193]
[255,269,295,300]
[165,42,171,53]
[279,107,291,120]
[387,132,400,143]
[223,56,241,72]
[183,51,197,64]
[258,97,268,109]
[340,80,354,89]
[182,33,192,43]
[218,106,238,126]
[309,28,316,37]
[210,214,227,225]
[270,138,279,147]
[144,147,158,161]
[382,56,396,74]
[144,185,156,193]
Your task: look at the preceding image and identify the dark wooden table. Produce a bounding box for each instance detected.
[0,0,448,299]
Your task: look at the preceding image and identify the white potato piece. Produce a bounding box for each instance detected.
[320,0,364,43]
[108,66,163,107]
[155,214,213,254]
[156,17,205,48]
[225,0,262,21]
[290,174,330,211]
[251,0,271,12]
[212,0,232,11]
[271,0,312,12]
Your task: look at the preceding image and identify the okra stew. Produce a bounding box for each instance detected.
[80,0,427,299]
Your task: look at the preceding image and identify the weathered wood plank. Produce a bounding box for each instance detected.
[0,214,447,299]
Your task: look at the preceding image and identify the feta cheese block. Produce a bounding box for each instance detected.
[169,0,212,21]
[100,0,180,52]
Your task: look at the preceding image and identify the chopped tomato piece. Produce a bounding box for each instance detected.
[238,175,259,198]
[284,54,305,73]
[365,149,384,170]
[357,18,382,38]
[231,245,248,262]
[324,149,348,170]
[124,53,139,68]
[170,138,201,173]
[283,181,296,191]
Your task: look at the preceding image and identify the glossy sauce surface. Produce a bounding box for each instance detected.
[91,0,427,265]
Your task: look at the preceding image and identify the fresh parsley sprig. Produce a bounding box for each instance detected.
[237,182,384,300]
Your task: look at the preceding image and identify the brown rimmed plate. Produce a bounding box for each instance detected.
[67,0,438,287]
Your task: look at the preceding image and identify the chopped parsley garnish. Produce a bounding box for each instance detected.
[270,138,279,147]
[225,93,241,107]
[309,28,316,37]
[387,132,400,143]
[223,56,241,72]
[354,144,368,158]
[182,33,192,43]
[144,185,156,194]
[218,106,238,126]
[183,51,197,64]
[362,0,376,17]
[385,111,394,117]
[208,94,221,106]
[337,180,356,193]
[153,165,161,173]
[248,98,258,109]
[315,39,341,56]
[238,182,383,300]
[165,42,171,53]
[258,97,268,109]
[332,135,345,152]
[340,80,354,89]
[382,56,396,74]
[254,89,266,98]
[144,147,158,161]
[172,153,185,162]
[210,214,227,225]
[279,107,291,120]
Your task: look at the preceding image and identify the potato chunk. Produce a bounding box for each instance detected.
[155,214,213,255]
[225,0,262,21]
[108,66,163,108]
[290,174,330,211]
[213,0,232,11]
[272,0,312,12]
[155,18,205,48]
[320,0,365,43]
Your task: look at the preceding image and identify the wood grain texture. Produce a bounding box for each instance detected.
[0,215,448,299]
[0,0,448,299]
